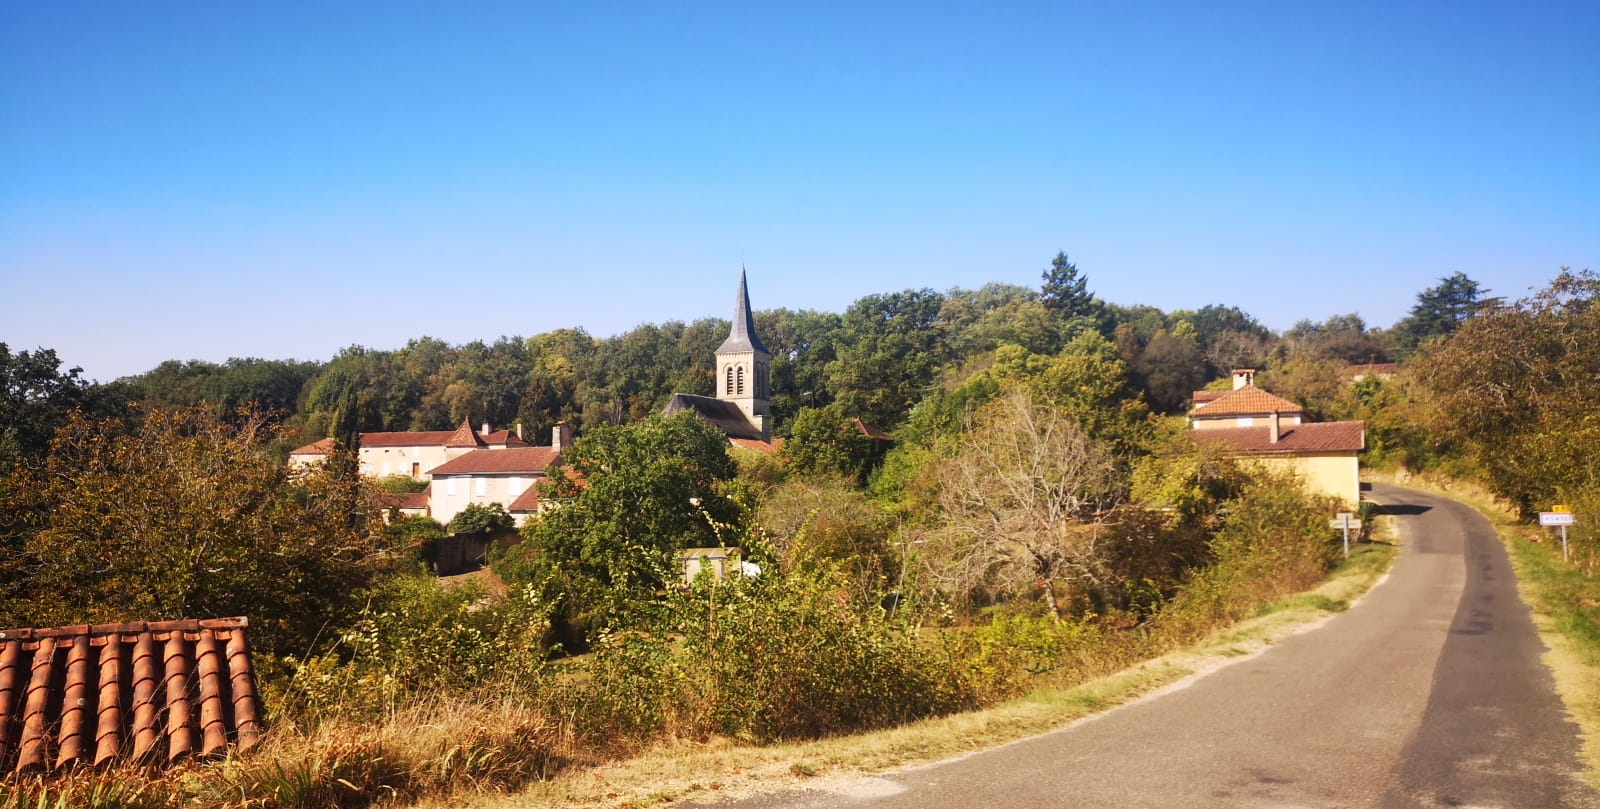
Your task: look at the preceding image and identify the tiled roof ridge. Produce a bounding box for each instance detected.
[444,418,488,449]
[0,616,263,775]
[428,446,562,475]
[1191,385,1305,416]
[1192,420,1366,453]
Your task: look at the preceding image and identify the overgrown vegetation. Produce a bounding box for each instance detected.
[11,258,1582,806]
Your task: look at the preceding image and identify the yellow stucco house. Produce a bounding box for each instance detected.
[1189,371,1365,508]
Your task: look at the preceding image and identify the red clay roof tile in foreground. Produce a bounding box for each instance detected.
[1191,421,1366,453]
[1190,386,1306,418]
[0,617,263,776]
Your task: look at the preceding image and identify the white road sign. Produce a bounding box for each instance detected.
[1540,512,1576,526]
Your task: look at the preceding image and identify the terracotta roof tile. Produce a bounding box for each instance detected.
[1191,386,1306,418]
[358,431,459,448]
[729,438,780,454]
[482,430,531,447]
[288,437,335,456]
[508,487,541,513]
[1191,421,1366,453]
[1190,390,1228,405]
[0,618,263,775]
[443,419,489,449]
[429,447,561,476]
[854,419,891,441]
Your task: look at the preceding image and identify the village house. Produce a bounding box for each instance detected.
[289,419,572,527]
[288,418,533,480]
[1188,369,1365,508]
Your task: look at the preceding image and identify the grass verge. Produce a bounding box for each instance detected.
[1369,470,1600,787]
[420,527,1397,809]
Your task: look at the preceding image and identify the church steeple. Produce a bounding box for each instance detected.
[716,267,769,355]
[714,268,771,440]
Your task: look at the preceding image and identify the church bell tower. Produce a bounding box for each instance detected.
[715,268,771,440]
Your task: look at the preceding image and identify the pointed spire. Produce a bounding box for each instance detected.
[716,266,769,356]
[444,417,488,448]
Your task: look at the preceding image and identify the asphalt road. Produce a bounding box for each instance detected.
[686,484,1600,809]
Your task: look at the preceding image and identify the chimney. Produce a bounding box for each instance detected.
[1269,410,1281,443]
[481,421,491,436]
[552,421,573,452]
[1232,369,1255,390]
[515,423,524,440]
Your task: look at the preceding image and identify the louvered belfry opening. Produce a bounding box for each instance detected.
[0,617,264,776]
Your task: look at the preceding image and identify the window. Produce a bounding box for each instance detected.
[475,477,487,496]
[446,478,457,496]
[509,476,523,495]
[725,366,734,395]
[736,365,745,395]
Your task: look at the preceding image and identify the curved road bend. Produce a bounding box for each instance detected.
[686,484,1600,809]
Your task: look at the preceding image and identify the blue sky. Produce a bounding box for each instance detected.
[4,1,1596,381]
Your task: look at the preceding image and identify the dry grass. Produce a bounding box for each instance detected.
[411,527,1398,809]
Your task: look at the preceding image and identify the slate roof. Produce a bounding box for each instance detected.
[715,268,770,356]
[0,618,263,775]
[428,447,561,476]
[1191,421,1366,453]
[663,394,766,441]
[1191,386,1306,418]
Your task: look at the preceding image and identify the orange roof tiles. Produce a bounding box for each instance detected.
[443,419,489,449]
[358,430,459,448]
[482,430,531,447]
[729,438,780,454]
[0,618,263,776]
[1191,386,1305,418]
[853,419,891,441]
[508,486,541,513]
[429,447,561,476]
[1191,421,1366,453]
[288,437,334,456]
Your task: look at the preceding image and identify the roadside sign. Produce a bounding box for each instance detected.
[1553,504,1572,513]
[1539,511,1577,563]
[1329,512,1361,559]
[1329,513,1362,530]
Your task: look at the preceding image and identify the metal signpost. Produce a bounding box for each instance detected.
[1540,509,1576,563]
[1329,512,1361,559]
